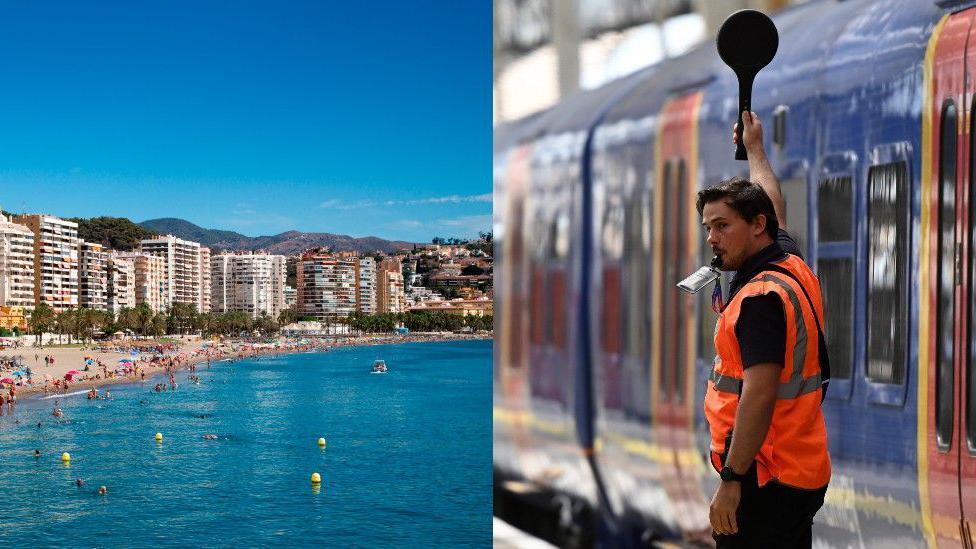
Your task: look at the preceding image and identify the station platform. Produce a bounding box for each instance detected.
[493,517,557,549]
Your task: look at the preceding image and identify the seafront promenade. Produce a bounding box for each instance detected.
[0,332,490,403]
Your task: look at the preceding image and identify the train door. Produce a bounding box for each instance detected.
[650,91,710,538]
[925,10,971,547]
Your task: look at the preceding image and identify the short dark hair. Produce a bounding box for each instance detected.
[695,177,779,238]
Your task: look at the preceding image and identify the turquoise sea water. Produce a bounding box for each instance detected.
[0,339,492,547]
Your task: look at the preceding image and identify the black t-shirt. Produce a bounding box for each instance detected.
[732,230,803,368]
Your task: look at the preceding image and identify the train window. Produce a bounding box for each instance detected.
[816,174,853,383]
[674,158,688,403]
[659,160,675,400]
[818,176,853,242]
[937,101,956,449]
[773,105,787,150]
[625,189,650,372]
[817,258,853,379]
[866,161,909,386]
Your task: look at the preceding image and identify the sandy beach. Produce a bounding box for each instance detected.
[0,332,491,402]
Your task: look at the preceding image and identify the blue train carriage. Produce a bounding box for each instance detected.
[587,41,721,545]
[493,72,650,544]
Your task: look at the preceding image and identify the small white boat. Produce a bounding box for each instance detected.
[371,360,388,374]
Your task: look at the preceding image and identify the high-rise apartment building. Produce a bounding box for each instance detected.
[78,241,108,311]
[284,286,297,310]
[376,257,406,313]
[211,252,286,319]
[12,214,79,313]
[0,216,35,309]
[296,249,359,321]
[115,252,167,313]
[139,235,201,311]
[106,253,136,314]
[358,256,377,314]
[198,247,211,313]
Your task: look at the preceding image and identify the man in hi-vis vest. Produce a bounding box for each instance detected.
[699,111,831,547]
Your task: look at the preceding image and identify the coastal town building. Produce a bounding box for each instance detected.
[358,256,377,314]
[0,216,35,309]
[0,306,27,330]
[296,249,359,321]
[106,253,137,314]
[407,296,493,317]
[376,258,406,313]
[406,285,443,306]
[12,214,79,313]
[284,285,297,310]
[139,235,201,311]
[115,252,167,313]
[211,252,287,319]
[198,247,212,313]
[78,241,109,311]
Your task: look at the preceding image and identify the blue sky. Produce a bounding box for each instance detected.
[0,1,490,243]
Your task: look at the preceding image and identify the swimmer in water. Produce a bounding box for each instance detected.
[33,449,40,458]
[98,486,107,495]
[202,434,218,440]
[76,479,84,487]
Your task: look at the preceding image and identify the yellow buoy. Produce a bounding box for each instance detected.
[154,432,163,442]
[310,472,322,484]
[317,437,326,448]
[61,452,71,462]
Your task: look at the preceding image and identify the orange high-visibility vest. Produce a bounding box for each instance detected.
[704,254,831,489]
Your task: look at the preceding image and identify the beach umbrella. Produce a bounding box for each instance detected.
[1,377,13,384]
[66,369,80,375]
[11,371,25,377]
[118,358,133,363]
[63,373,73,380]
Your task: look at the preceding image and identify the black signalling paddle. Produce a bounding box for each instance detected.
[716,9,778,161]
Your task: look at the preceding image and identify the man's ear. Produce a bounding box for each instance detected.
[753,213,767,237]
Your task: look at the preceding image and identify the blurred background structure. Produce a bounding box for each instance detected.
[493,0,796,125]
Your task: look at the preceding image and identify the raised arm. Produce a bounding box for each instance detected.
[734,111,787,232]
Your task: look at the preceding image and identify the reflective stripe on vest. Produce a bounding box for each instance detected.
[708,274,821,399]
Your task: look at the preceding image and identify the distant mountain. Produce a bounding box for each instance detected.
[138,218,415,254]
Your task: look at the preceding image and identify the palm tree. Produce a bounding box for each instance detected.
[152,313,167,337]
[28,302,56,345]
[135,304,155,336]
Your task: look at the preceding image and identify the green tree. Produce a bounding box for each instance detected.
[152,313,168,337]
[134,303,155,336]
[168,302,199,335]
[28,302,56,345]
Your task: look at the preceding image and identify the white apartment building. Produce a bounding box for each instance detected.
[0,216,35,308]
[115,252,167,313]
[12,214,79,313]
[139,235,201,311]
[296,250,359,321]
[358,256,377,314]
[211,252,286,319]
[78,241,108,311]
[199,247,211,313]
[106,253,136,314]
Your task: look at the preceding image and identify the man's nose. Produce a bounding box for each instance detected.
[706,228,719,245]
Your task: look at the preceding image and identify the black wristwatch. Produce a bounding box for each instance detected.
[720,465,749,483]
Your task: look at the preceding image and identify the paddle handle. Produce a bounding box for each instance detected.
[735,72,755,161]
